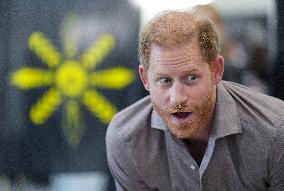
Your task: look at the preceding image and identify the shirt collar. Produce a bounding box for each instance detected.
[150,81,243,138]
[151,108,168,131]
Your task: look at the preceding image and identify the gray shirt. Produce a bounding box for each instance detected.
[106,81,284,191]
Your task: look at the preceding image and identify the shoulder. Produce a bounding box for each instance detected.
[220,81,284,135]
[106,96,153,146]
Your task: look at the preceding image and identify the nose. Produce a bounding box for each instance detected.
[170,82,187,106]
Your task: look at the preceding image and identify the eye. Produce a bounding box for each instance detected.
[158,77,172,85]
[187,75,198,81]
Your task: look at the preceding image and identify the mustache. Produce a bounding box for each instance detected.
[164,103,195,113]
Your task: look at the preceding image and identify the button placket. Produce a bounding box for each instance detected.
[190,165,196,170]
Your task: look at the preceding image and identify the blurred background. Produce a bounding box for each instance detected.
[0,0,283,190]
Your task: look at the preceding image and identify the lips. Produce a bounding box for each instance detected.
[172,112,191,118]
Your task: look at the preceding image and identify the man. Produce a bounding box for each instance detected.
[106,10,284,190]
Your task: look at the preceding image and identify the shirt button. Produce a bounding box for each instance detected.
[190,165,196,170]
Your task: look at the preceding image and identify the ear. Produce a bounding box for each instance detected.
[212,55,224,84]
[139,65,150,91]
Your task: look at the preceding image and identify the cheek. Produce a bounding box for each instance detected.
[150,88,169,107]
[185,83,214,103]
[185,85,207,97]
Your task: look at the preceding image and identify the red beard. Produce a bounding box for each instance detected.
[152,88,216,139]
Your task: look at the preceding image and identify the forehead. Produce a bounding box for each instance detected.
[148,38,205,71]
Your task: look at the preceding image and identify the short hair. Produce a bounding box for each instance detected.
[138,10,220,70]
[192,4,225,46]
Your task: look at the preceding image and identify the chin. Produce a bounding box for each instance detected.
[168,123,201,139]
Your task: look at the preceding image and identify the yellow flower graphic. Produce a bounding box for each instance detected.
[10,32,134,145]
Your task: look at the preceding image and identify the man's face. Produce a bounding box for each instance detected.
[139,38,224,140]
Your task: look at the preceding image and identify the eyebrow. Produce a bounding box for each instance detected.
[154,69,200,77]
